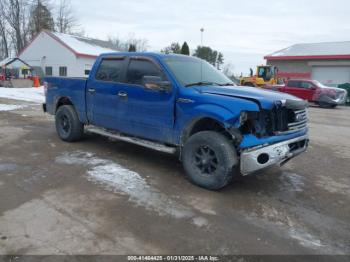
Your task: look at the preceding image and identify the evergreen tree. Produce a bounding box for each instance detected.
[29,0,55,38]
[128,44,136,52]
[193,46,224,67]
[181,41,190,55]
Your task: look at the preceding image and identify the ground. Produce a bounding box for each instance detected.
[0,90,349,255]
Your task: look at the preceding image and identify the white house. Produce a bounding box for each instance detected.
[19,30,118,77]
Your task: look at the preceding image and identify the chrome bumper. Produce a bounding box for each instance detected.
[240,135,309,175]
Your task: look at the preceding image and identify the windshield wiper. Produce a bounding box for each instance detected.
[185,81,219,87]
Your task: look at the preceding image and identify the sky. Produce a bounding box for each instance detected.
[70,0,350,75]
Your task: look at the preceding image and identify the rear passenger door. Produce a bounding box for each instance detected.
[86,57,128,130]
[116,57,175,143]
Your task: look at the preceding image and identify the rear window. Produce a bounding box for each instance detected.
[96,59,124,82]
[300,82,313,89]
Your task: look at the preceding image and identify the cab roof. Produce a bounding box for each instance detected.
[99,52,193,59]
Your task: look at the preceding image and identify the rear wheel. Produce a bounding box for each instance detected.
[244,82,255,87]
[182,131,238,190]
[55,105,84,142]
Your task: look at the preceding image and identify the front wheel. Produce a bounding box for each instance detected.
[55,105,84,142]
[318,102,333,108]
[182,131,238,190]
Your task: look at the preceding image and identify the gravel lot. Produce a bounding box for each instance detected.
[0,96,349,255]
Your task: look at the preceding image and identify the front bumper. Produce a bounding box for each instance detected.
[240,135,309,175]
[318,90,348,105]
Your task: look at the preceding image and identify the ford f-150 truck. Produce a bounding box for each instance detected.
[44,52,309,190]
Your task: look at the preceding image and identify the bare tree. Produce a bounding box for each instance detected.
[1,0,30,54]
[55,0,78,33]
[126,33,148,52]
[108,33,149,52]
[223,63,239,84]
[0,4,9,58]
[107,36,128,51]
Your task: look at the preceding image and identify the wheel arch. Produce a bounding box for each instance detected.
[55,96,74,113]
[180,116,242,148]
[54,96,87,123]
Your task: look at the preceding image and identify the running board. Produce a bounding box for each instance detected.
[86,126,177,154]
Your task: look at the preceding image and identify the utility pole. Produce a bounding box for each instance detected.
[200,28,204,81]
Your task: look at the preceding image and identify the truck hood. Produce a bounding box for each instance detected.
[195,85,303,109]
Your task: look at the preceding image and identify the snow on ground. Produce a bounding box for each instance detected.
[55,151,208,227]
[0,104,24,111]
[0,87,44,103]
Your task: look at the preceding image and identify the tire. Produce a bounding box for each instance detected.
[244,82,255,87]
[55,105,84,142]
[182,131,238,190]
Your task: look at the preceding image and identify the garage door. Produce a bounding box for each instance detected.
[311,66,350,87]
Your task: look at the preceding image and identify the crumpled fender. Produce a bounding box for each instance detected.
[175,103,256,145]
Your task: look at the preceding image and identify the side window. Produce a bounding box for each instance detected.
[300,82,312,89]
[258,67,266,78]
[59,66,67,77]
[45,66,52,76]
[287,80,300,88]
[126,59,162,85]
[95,59,124,82]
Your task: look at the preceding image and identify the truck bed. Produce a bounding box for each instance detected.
[44,77,88,123]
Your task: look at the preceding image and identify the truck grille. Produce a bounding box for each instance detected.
[276,108,308,135]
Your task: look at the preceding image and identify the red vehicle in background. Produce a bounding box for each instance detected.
[265,79,347,108]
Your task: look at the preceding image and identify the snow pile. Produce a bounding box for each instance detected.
[0,104,23,111]
[0,87,44,103]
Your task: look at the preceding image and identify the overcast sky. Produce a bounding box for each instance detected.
[70,0,350,75]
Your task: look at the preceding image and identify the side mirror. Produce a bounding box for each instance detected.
[142,76,171,92]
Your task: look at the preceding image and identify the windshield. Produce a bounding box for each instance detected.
[312,80,330,88]
[162,56,233,87]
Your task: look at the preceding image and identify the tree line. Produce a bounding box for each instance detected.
[0,0,227,72]
[0,0,79,59]
[161,41,224,70]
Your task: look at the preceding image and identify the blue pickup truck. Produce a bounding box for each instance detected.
[44,52,309,190]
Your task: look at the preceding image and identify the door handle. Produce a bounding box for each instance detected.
[88,88,95,93]
[118,91,128,98]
